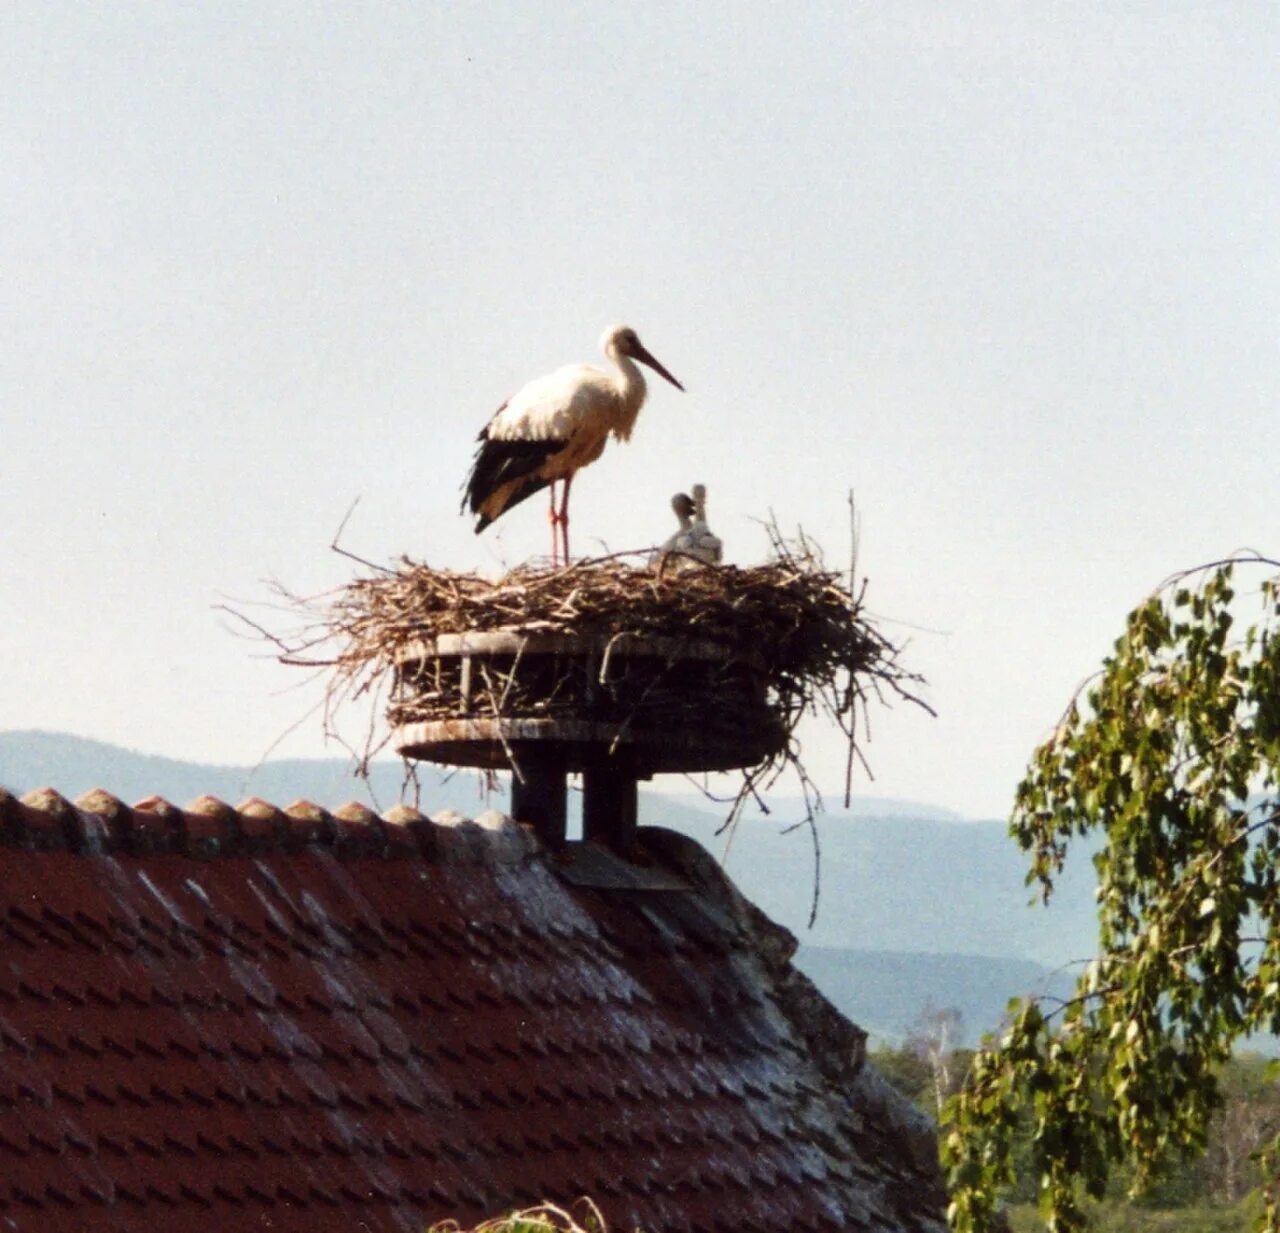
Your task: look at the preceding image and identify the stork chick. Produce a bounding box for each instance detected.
[651,492,697,564]
[688,484,723,564]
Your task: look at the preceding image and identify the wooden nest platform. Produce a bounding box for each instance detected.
[393,628,782,774]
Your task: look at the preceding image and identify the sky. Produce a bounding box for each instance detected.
[2,2,1276,820]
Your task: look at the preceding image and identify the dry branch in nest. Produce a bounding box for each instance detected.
[250,520,931,841]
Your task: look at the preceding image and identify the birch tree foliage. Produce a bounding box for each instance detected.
[942,556,1280,1232]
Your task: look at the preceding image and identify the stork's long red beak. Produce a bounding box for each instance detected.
[633,343,684,392]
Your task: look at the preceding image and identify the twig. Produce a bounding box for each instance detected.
[330,496,396,575]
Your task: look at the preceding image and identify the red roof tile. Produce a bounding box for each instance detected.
[0,786,945,1232]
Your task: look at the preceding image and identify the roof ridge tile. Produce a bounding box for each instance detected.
[0,785,540,865]
[283,800,336,847]
[17,789,77,850]
[332,802,386,857]
[130,796,184,852]
[235,797,287,849]
[183,795,238,858]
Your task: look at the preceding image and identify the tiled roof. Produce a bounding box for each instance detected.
[0,786,946,1233]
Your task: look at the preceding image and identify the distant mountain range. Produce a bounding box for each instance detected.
[795,947,1073,1044]
[0,729,1100,1044]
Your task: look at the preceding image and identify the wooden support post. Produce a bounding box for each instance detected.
[510,750,567,846]
[583,753,638,853]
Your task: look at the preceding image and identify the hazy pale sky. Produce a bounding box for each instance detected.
[2,3,1276,818]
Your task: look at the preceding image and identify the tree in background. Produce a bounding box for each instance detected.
[908,1004,967,1116]
[873,1005,971,1117]
[1203,1055,1280,1207]
[942,556,1280,1232]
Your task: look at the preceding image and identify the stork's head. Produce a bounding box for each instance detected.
[671,492,696,520]
[601,325,685,392]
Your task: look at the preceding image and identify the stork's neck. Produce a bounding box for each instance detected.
[605,343,647,438]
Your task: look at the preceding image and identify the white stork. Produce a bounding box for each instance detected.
[462,325,684,564]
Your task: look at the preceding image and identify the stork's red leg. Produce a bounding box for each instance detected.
[547,481,560,565]
[558,474,573,563]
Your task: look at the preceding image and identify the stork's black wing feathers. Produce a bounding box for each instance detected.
[462,427,565,530]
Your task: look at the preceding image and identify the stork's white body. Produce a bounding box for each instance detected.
[482,352,645,489]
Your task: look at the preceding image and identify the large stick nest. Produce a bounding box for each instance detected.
[256,523,930,827]
[345,556,881,692]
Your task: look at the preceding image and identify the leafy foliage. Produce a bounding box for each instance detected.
[429,1200,607,1233]
[943,556,1280,1232]
[1006,1197,1255,1233]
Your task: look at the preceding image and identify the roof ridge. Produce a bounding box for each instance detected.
[0,786,537,865]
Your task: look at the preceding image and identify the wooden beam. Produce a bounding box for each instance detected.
[583,754,638,854]
[509,750,567,846]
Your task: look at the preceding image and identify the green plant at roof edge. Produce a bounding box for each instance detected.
[428,1199,609,1233]
[942,554,1280,1232]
